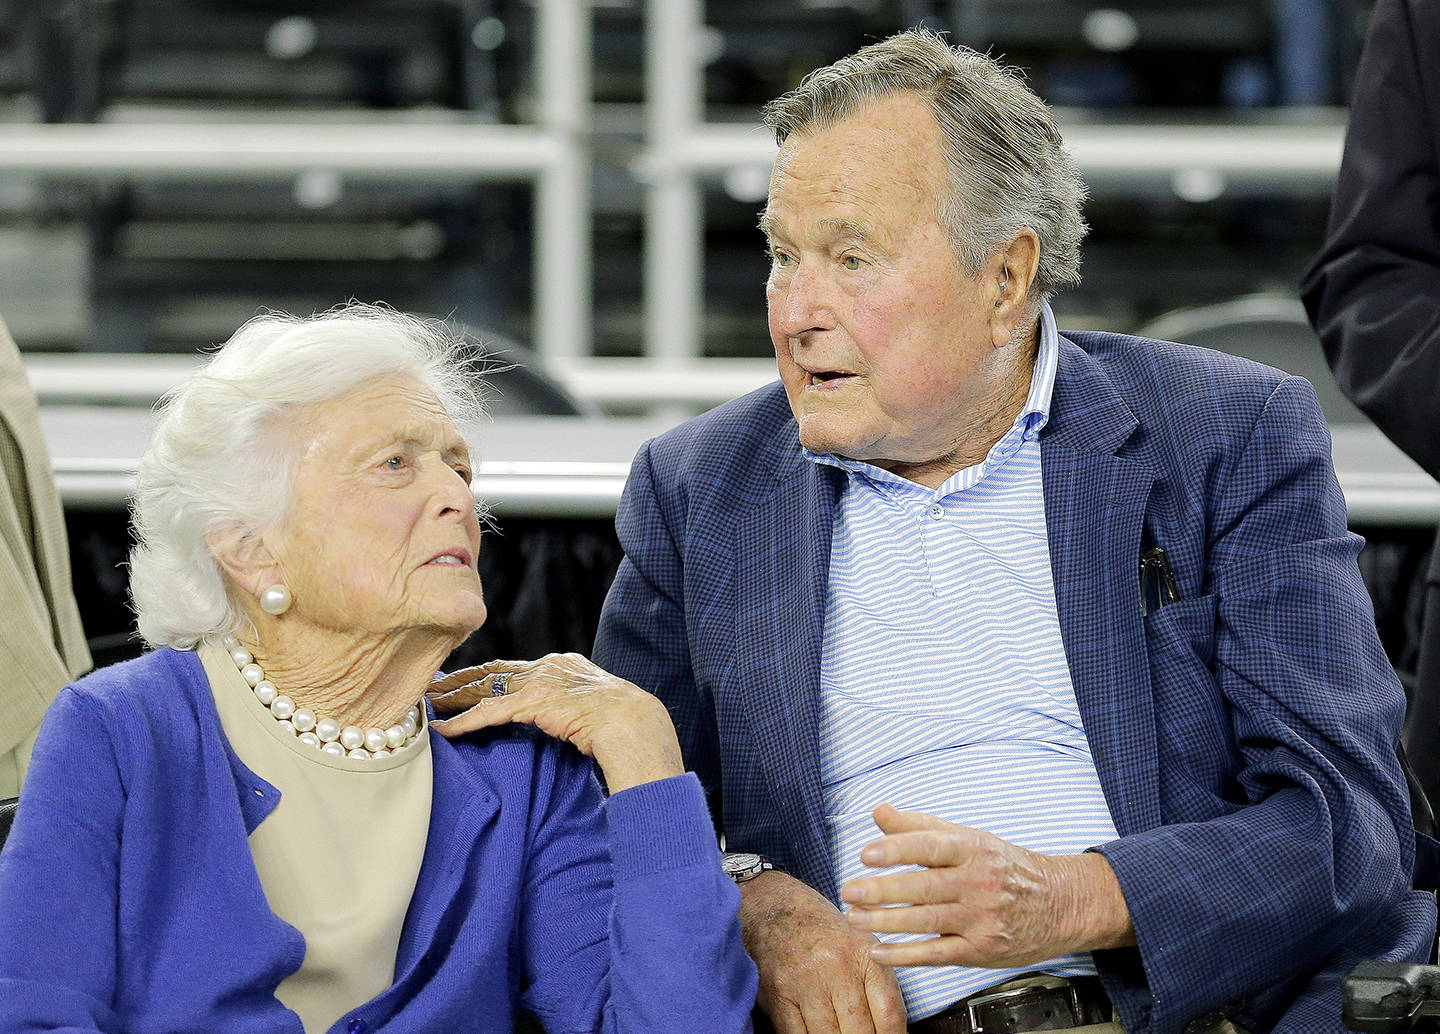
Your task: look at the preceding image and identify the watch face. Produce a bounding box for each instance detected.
[722,852,763,877]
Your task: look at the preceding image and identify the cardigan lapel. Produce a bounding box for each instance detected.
[1041,337,1162,837]
[734,452,844,898]
[391,723,500,982]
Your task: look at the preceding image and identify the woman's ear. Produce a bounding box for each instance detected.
[205,524,282,598]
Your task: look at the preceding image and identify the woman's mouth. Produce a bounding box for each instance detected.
[425,549,473,567]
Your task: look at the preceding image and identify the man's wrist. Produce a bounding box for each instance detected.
[1049,851,1136,952]
[722,851,776,883]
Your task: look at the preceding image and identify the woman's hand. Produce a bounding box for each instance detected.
[429,655,685,793]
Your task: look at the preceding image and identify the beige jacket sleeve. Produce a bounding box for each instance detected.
[0,315,91,764]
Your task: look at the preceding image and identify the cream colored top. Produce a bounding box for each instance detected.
[199,641,433,1034]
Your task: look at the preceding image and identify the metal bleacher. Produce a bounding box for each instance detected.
[7,0,1433,514]
[2,0,1435,668]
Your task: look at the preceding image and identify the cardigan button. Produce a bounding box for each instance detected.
[346,1020,366,1033]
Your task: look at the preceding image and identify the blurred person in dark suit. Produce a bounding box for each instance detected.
[1301,0,1440,813]
[0,315,90,798]
[585,28,1431,1034]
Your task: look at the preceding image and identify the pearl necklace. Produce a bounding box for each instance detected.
[222,634,423,760]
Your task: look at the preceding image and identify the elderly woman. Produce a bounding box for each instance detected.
[0,305,756,1034]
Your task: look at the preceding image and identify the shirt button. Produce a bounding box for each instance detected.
[928,503,944,520]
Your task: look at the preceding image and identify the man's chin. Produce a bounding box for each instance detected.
[796,422,871,462]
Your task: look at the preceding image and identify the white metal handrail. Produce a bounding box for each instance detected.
[0,122,562,177]
[40,430,1440,526]
[649,117,1345,181]
[22,352,780,411]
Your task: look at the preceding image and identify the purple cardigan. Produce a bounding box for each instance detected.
[0,648,756,1034]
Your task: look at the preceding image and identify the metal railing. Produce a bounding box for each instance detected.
[0,0,592,360]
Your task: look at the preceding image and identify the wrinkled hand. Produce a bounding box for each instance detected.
[429,655,684,793]
[840,803,1134,968]
[739,870,906,1034]
[428,665,506,714]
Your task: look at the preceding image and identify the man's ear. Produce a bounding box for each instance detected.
[989,228,1041,348]
[205,524,282,599]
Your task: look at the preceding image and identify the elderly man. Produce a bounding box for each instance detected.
[592,28,1433,1034]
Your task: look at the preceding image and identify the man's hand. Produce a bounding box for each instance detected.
[739,870,907,1034]
[840,803,1135,967]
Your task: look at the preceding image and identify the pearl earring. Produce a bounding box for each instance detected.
[259,583,292,616]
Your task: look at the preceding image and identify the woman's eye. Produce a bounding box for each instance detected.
[841,254,863,270]
[384,455,406,471]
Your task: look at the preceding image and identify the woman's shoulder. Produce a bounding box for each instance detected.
[70,647,202,700]
[59,648,208,731]
[435,724,599,804]
[28,649,216,792]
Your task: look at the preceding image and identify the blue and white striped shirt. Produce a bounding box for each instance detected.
[808,303,1120,1020]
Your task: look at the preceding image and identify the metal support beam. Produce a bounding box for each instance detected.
[642,0,705,363]
[534,0,593,359]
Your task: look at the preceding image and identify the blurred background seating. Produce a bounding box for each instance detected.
[1,0,1433,683]
[1137,292,1366,426]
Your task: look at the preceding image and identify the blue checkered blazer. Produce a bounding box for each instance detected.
[593,331,1437,1034]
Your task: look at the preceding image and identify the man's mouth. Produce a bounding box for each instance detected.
[807,370,856,387]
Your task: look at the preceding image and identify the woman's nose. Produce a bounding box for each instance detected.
[428,461,475,517]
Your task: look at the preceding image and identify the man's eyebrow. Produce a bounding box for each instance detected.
[816,218,877,246]
[757,213,877,247]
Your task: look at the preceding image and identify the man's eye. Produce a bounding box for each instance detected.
[455,466,473,483]
[841,254,863,270]
[384,455,406,470]
[772,250,796,267]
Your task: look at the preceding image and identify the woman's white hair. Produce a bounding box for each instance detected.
[129,302,483,649]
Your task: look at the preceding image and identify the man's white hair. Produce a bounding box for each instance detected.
[128,302,482,649]
[762,27,1089,302]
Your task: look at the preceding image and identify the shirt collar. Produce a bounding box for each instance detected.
[803,300,1060,477]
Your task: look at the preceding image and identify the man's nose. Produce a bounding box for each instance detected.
[773,263,836,339]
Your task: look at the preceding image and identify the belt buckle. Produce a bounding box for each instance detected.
[965,981,1082,1033]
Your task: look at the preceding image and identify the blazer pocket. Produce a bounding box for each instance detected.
[1144,593,1218,666]
[1144,593,1238,804]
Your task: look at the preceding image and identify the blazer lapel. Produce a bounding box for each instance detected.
[734,453,843,898]
[1042,338,1162,836]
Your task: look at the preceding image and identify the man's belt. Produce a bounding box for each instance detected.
[909,974,1112,1034]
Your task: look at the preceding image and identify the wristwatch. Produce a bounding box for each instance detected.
[721,851,775,883]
